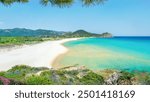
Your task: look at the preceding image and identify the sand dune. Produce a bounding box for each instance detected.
[0,38,79,71]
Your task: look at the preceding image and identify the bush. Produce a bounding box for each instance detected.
[119,71,134,80]
[40,70,52,76]
[8,65,32,72]
[5,65,46,80]
[79,71,104,85]
[139,74,150,85]
[144,77,150,85]
[0,80,3,85]
[66,70,79,76]
[0,72,5,76]
[117,71,134,85]
[25,75,52,85]
[8,80,24,85]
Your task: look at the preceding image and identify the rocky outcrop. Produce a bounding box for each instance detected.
[105,71,136,85]
[105,72,121,85]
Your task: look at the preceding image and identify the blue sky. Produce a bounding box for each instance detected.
[0,0,150,36]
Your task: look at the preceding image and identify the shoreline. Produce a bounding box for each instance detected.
[0,38,80,71]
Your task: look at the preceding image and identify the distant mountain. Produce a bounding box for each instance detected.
[0,28,65,37]
[0,28,113,38]
[63,30,113,38]
[73,30,91,35]
[100,32,113,38]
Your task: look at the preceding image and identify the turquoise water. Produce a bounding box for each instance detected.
[54,37,150,72]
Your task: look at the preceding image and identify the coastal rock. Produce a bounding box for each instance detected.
[105,71,136,85]
[105,72,121,85]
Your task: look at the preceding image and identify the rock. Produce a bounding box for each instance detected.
[105,72,121,85]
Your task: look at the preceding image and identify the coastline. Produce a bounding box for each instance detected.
[0,38,80,71]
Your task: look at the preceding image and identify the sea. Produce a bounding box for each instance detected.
[53,37,150,72]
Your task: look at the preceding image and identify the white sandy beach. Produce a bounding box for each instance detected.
[0,38,79,71]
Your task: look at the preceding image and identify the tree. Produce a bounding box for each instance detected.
[0,0,107,7]
[0,0,28,5]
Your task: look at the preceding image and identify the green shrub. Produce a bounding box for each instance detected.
[139,74,150,85]
[40,70,52,77]
[0,80,3,85]
[55,70,67,76]
[144,77,150,85]
[9,80,24,85]
[117,71,134,85]
[25,75,52,85]
[8,65,32,72]
[66,70,79,76]
[0,37,44,45]
[5,65,46,80]
[119,71,134,80]
[0,71,5,76]
[79,71,104,85]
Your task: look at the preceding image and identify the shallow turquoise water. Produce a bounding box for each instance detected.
[56,37,150,72]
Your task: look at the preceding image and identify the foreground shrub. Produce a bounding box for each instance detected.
[0,72,5,76]
[25,75,53,85]
[138,73,150,85]
[144,76,150,85]
[1,64,150,85]
[2,65,48,81]
[117,71,134,85]
[79,71,104,85]
[0,80,3,85]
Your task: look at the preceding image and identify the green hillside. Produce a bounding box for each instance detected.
[0,28,112,38]
[0,28,65,37]
[0,28,113,46]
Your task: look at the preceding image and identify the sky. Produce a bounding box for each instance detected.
[0,0,150,36]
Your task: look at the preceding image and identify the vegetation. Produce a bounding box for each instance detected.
[0,65,150,85]
[142,75,150,85]
[79,71,104,85]
[0,0,28,5]
[0,65,103,85]
[117,71,134,85]
[0,71,5,76]
[0,28,65,37]
[0,65,48,81]
[25,75,53,85]
[0,37,45,46]
[0,28,112,38]
[63,30,112,38]
[0,0,107,7]
[0,80,3,85]
[0,29,112,46]
[136,72,150,85]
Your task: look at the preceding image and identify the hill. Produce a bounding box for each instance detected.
[0,28,113,38]
[63,30,112,38]
[0,28,65,37]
